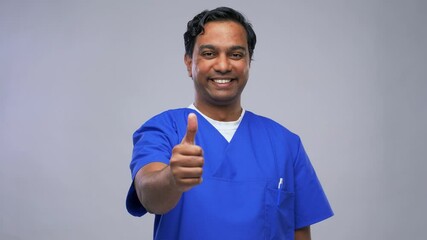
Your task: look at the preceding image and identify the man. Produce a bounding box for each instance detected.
[126,7,333,240]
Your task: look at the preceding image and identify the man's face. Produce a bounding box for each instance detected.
[185,21,250,108]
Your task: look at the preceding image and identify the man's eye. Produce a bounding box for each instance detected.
[231,52,244,59]
[202,52,215,58]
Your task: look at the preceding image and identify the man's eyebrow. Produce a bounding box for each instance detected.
[229,45,247,52]
[198,45,247,52]
[199,44,216,50]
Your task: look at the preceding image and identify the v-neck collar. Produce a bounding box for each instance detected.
[188,104,246,144]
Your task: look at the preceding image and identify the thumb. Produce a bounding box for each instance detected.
[181,113,198,145]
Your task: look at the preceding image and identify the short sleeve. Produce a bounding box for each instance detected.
[293,139,334,228]
[126,112,180,216]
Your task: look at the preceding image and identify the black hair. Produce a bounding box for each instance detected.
[184,7,256,60]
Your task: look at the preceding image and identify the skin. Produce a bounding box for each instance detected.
[134,20,311,240]
[184,21,250,122]
[295,226,311,240]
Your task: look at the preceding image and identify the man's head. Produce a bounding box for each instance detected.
[184,7,257,60]
[183,7,256,117]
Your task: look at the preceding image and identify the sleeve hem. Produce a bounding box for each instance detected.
[295,211,334,229]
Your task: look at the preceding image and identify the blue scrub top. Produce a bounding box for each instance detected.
[127,108,333,240]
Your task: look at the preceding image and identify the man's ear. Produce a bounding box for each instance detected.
[184,54,192,78]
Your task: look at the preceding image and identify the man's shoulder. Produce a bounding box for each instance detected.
[133,108,193,132]
[133,108,194,139]
[147,107,195,122]
[245,111,299,138]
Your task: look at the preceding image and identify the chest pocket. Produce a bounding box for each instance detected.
[265,186,295,240]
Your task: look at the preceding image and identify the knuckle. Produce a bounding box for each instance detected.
[172,145,182,153]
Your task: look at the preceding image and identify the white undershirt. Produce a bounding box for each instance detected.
[188,104,245,142]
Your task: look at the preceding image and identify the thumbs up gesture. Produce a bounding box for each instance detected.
[169,113,204,192]
[181,113,198,145]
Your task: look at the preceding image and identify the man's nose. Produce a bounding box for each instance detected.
[213,54,232,73]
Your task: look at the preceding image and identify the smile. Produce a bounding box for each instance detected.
[212,79,232,84]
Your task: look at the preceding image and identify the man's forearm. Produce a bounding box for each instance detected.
[295,226,311,240]
[134,163,183,214]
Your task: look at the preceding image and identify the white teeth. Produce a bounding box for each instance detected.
[213,79,231,83]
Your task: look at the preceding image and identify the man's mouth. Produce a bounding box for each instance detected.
[213,79,232,84]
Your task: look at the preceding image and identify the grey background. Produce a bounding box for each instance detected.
[1,0,426,239]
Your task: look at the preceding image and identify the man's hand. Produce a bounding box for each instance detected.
[169,113,204,192]
[134,113,204,214]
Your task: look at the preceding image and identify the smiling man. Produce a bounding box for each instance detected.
[185,20,249,117]
[126,7,333,240]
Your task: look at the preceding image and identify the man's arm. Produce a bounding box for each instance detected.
[133,113,204,214]
[134,163,182,214]
[295,226,311,240]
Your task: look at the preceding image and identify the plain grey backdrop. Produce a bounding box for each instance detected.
[1,0,426,239]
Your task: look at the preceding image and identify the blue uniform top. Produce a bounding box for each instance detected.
[126,108,333,240]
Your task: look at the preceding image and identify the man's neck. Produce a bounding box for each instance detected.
[193,101,243,122]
